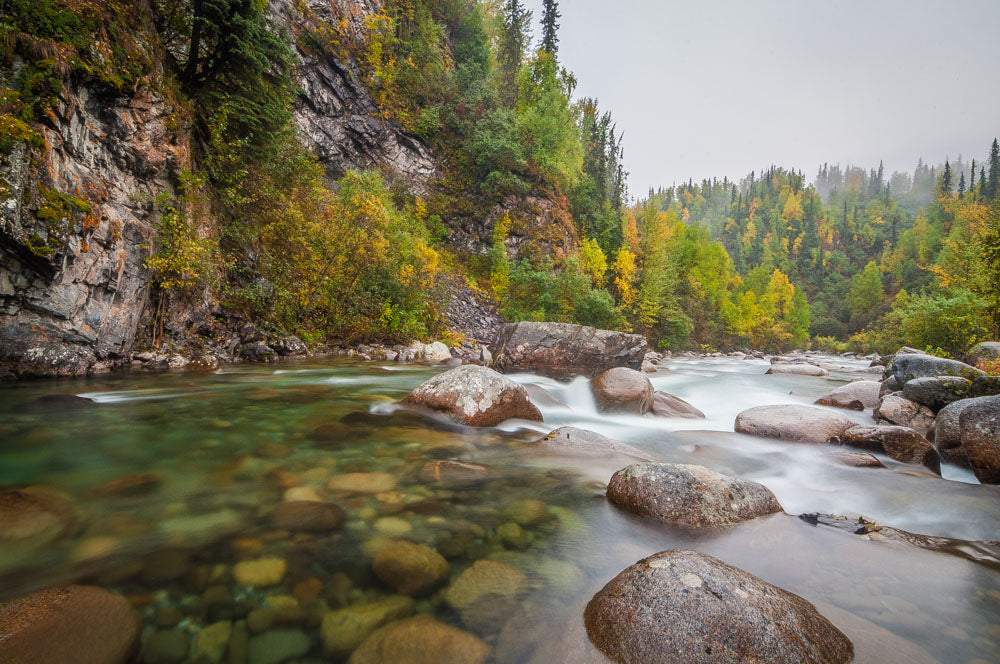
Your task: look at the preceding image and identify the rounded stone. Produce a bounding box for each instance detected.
[649,391,705,418]
[766,364,829,376]
[901,376,972,412]
[607,463,783,527]
[347,615,491,664]
[0,487,81,544]
[372,540,449,595]
[874,395,936,437]
[233,557,287,587]
[840,425,941,473]
[503,498,549,526]
[0,585,142,664]
[320,595,415,656]
[444,559,529,632]
[527,426,657,462]
[734,405,855,444]
[142,630,189,664]
[419,460,488,487]
[814,381,880,411]
[269,501,345,532]
[590,367,654,414]
[327,472,398,494]
[959,395,1000,484]
[247,629,311,664]
[584,550,853,664]
[402,365,543,426]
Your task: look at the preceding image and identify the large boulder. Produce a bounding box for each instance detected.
[584,550,853,664]
[0,586,142,664]
[901,376,971,412]
[734,405,855,444]
[766,364,829,376]
[606,463,782,527]
[839,425,941,473]
[348,615,490,664]
[526,427,657,462]
[874,395,935,437]
[959,395,1000,484]
[936,396,995,458]
[890,353,984,386]
[814,381,880,411]
[490,321,647,379]
[650,391,705,418]
[402,365,542,427]
[590,367,654,414]
[966,341,1000,371]
[969,375,1000,398]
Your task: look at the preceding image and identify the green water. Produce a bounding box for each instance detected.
[0,357,998,663]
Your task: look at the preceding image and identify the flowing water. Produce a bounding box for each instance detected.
[1,355,998,663]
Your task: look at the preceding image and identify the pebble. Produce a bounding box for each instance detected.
[374,516,413,537]
[194,621,232,664]
[327,472,398,494]
[142,629,189,664]
[232,558,287,587]
[283,486,322,502]
[247,629,311,664]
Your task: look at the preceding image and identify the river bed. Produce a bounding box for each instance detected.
[1,354,998,663]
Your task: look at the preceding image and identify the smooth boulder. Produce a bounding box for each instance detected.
[766,364,829,376]
[526,427,657,462]
[935,396,994,453]
[814,381,880,411]
[966,341,1000,371]
[734,405,855,444]
[607,463,782,527]
[901,376,971,412]
[959,395,1000,484]
[650,391,705,418]
[490,321,647,379]
[584,550,853,664]
[890,353,984,386]
[348,615,490,664]
[402,365,542,427]
[0,585,142,664]
[874,395,935,437]
[840,425,941,473]
[590,367,654,414]
[969,375,1000,398]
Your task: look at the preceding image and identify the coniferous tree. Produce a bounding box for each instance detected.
[971,158,977,199]
[499,0,531,99]
[541,0,560,55]
[987,138,1000,201]
[941,159,953,195]
[958,171,966,197]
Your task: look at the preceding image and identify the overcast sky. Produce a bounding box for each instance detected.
[522,0,1000,197]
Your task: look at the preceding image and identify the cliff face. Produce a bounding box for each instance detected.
[0,0,439,378]
[0,76,186,377]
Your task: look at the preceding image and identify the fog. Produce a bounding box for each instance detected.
[522,0,1000,196]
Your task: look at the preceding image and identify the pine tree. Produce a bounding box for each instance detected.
[958,170,966,197]
[987,138,1000,201]
[941,159,953,195]
[971,158,977,199]
[499,0,531,99]
[541,0,560,55]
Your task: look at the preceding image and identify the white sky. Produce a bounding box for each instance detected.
[522,0,1000,196]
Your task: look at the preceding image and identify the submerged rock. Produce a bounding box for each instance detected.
[419,460,488,487]
[839,425,941,473]
[766,364,829,376]
[247,629,310,664]
[0,585,142,664]
[890,353,984,386]
[490,321,647,379]
[901,376,971,412]
[590,367,654,414]
[584,550,853,664]
[814,381,880,411]
[874,395,936,437]
[233,557,287,587]
[348,615,491,664]
[649,391,705,418]
[734,405,855,444]
[959,395,1000,484]
[445,559,529,632]
[326,472,397,494]
[0,486,81,545]
[402,365,542,426]
[321,595,415,656]
[372,540,449,595]
[269,501,345,532]
[606,463,782,527]
[526,427,657,462]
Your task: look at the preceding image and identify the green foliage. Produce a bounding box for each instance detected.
[857,289,991,356]
[145,172,213,292]
[501,256,623,329]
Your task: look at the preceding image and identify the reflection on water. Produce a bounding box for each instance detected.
[0,355,998,663]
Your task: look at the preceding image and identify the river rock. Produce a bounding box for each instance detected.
[0,585,142,664]
[607,463,783,527]
[890,353,984,386]
[402,365,542,426]
[583,550,853,664]
[650,391,705,418]
[272,335,307,356]
[193,620,231,664]
[445,560,529,632]
[734,405,855,444]
[839,425,941,473]
[347,615,491,664]
[269,501,345,532]
[142,629,189,664]
[526,426,657,462]
[590,367,654,414]
[814,381,880,410]
[490,321,647,379]
[901,376,971,412]
[327,472,397,494]
[372,540,449,595]
[874,395,936,437]
[321,595,415,656]
[423,342,452,363]
[419,460,488,486]
[766,363,829,376]
[247,629,310,664]
[967,341,1000,370]
[969,375,1000,397]
[0,486,81,544]
[959,395,1000,483]
[935,396,996,455]
[826,451,885,468]
[233,557,287,587]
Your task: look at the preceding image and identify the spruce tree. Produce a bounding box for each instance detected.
[971,158,977,199]
[941,159,953,195]
[958,171,966,197]
[541,0,561,55]
[499,0,531,100]
[987,138,1000,201]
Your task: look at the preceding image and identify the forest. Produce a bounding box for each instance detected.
[3,0,999,356]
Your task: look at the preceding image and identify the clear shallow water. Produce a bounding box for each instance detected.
[0,355,998,663]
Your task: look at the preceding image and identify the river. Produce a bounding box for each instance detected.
[1,354,998,662]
